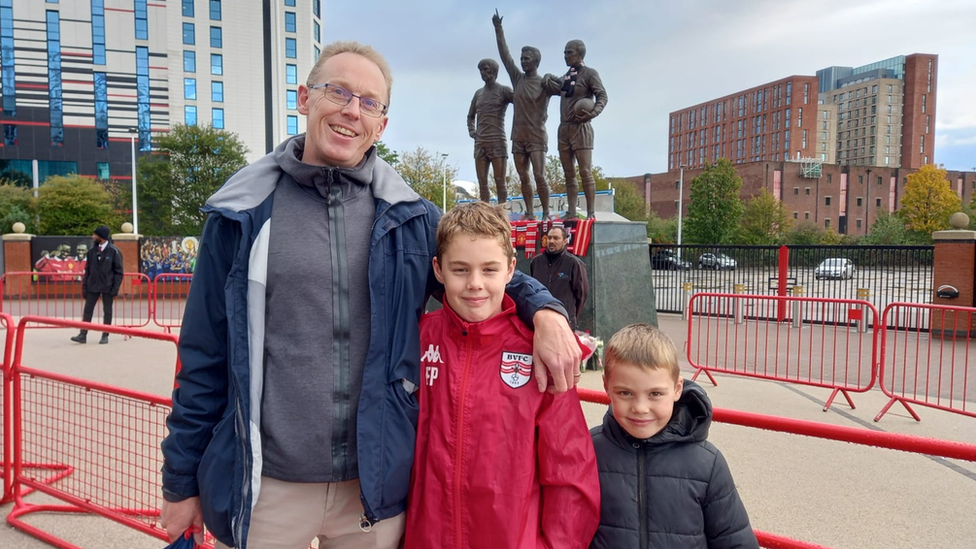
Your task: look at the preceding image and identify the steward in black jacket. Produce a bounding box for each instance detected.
[71,225,124,344]
[589,380,759,549]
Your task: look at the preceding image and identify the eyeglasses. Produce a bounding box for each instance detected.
[308,83,388,118]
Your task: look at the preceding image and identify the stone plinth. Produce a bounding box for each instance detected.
[930,229,976,338]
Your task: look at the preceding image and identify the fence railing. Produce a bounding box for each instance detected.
[151,273,193,332]
[876,302,976,422]
[686,293,879,411]
[0,313,12,504]
[650,245,933,330]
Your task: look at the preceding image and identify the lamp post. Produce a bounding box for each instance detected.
[643,173,651,217]
[677,165,685,248]
[129,127,139,234]
[440,153,449,212]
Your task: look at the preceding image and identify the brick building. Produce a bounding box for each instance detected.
[668,54,938,172]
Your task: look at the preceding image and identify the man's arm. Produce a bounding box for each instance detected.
[581,68,608,122]
[467,92,479,138]
[111,246,124,296]
[492,13,520,84]
[541,73,563,96]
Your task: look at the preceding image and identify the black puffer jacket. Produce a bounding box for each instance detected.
[82,242,124,296]
[589,380,758,549]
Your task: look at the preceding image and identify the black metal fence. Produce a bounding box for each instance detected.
[648,244,934,328]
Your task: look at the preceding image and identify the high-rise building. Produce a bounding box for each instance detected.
[0,0,322,185]
[668,53,937,172]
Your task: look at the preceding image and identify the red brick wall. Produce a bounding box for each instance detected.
[901,54,938,169]
[930,237,976,337]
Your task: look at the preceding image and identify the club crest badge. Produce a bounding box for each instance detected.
[500,351,533,389]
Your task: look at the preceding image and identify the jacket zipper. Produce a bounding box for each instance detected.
[453,327,472,549]
[636,442,647,549]
[232,375,250,547]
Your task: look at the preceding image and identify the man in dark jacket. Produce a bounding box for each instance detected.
[590,324,758,549]
[159,41,582,549]
[70,225,123,345]
[530,225,588,330]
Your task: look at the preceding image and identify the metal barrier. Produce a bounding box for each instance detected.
[577,387,976,549]
[0,271,153,329]
[152,273,193,332]
[5,316,180,548]
[0,313,13,504]
[876,302,976,422]
[687,293,879,411]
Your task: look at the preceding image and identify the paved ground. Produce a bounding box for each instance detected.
[1,314,974,548]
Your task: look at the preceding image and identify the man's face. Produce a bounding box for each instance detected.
[546,229,568,253]
[479,63,497,84]
[604,361,682,440]
[564,44,582,67]
[433,236,515,323]
[298,52,388,168]
[520,50,539,73]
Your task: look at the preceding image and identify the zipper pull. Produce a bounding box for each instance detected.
[359,513,373,533]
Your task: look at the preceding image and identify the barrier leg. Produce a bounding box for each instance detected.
[823,388,856,412]
[874,397,921,423]
[691,367,718,386]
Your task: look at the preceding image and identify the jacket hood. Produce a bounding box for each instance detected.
[603,378,712,448]
[206,134,420,212]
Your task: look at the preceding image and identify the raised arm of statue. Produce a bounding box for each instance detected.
[493,11,520,83]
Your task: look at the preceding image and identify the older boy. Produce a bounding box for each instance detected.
[404,202,600,549]
[590,324,758,549]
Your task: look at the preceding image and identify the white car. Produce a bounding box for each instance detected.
[698,253,737,270]
[815,258,856,280]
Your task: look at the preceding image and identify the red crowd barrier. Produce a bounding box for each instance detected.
[686,293,878,412]
[5,316,181,549]
[876,302,976,422]
[152,273,193,332]
[0,271,153,329]
[0,313,13,504]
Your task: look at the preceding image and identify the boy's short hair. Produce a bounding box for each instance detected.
[604,324,680,382]
[436,202,514,261]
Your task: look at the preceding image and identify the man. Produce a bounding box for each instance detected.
[467,58,513,203]
[492,11,559,220]
[160,41,580,549]
[70,225,123,345]
[544,40,608,219]
[531,225,588,331]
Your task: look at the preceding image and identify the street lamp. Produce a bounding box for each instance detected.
[643,173,651,217]
[440,153,449,212]
[677,165,685,248]
[128,127,139,234]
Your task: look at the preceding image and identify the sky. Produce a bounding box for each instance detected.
[322,0,976,183]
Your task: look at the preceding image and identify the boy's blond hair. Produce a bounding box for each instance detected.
[308,41,394,103]
[603,324,680,382]
[436,202,514,261]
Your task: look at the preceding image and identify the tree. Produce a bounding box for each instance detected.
[864,212,909,245]
[610,178,647,222]
[543,155,612,194]
[784,221,825,245]
[136,124,249,236]
[738,188,792,245]
[394,147,459,209]
[0,183,37,233]
[35,175,121,235]
[375,141,399,165]
[900,164,960,236]
[683,159,744,245]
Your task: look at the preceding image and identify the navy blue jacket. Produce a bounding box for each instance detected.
[160,139,562,548]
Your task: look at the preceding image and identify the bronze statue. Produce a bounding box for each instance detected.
[467,58,514,203]
[492,10,559,220]
[544,40,608,219]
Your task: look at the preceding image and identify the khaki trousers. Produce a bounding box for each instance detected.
[215,476,405,549]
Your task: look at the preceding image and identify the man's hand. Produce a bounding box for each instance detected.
[532,308,581,393]
[161,497,205,545]
[492,9,503,27]
[572,110,595,124]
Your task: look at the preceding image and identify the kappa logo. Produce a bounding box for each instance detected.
[421,344,444,364]
[500,351,533,389]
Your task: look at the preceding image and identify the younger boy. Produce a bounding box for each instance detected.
[404,201,600,549]
[590,324,759,549]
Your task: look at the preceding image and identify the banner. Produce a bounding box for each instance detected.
[140,236,198,279]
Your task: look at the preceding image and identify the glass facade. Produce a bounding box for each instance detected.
[91,0,105,64]
[136,46,151,149]
[0,0,15,116]
[135,0,148,40]
[46,10,64,146]
[94,71,108,148]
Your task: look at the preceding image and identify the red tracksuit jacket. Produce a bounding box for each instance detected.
[403,296,601,549]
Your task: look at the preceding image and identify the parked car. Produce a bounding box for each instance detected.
[698,252,737,270]
[815,258,856,280]
[651,249,692,271]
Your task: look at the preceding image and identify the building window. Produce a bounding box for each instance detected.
[286,64,298,84]
[793,211,798,219]
[314,20,320,42]
[182,0,194,17]
[827,174,832,184]
[91,0,106,64]
[805,212,810,220]
[94,72,108,148]
[46,10,64,146]
[135,0,148,40]
[877,176,883,186]
[313,0,320,17]
[285,12,296,32]
[793,187,798,195]
[286,89,297,110]
[876,198,882,207]
[182,50,195,72]
[856,219,862,229]
[96,162,110,180]
[210,0,221,20]
[183,22,195,45]
[285,37,297,58]
[212,81,223,102]
[136,46,150,149]
[184,77,196,100]
[287,115,298,135]
[1,0,16,116]
[804,187,810,195]
[858,175,863,184]
[210,26,222,48]
[825,196,831,206]
[185,105,197,126]
[212,107,224,129]
[824,218,830,229]
[211,53,223,75]
[856,197,862,207]
[285,0,295,5]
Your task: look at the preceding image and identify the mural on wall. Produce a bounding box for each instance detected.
[141,236,198,280]
[31,236,93,282]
